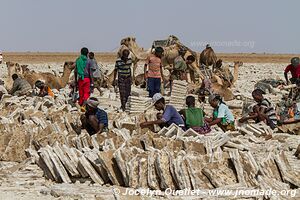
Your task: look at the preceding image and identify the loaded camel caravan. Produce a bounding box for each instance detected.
[1,41,300,198]
[3,37,242,104]
[117,35,204,84]
[117,35,242,101]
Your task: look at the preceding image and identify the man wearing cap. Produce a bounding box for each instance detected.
[144,47,164,97]
[140,93,185,130]
[284,57,300,84]
[0,79,8,100]
[80,97,108,135]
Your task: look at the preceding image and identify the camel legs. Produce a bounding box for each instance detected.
[212,63,215,73]
[132,62,138,85]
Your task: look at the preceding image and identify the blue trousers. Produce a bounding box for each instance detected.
[147,77,161,97]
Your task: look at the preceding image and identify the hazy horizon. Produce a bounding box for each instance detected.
[1,0,299,54]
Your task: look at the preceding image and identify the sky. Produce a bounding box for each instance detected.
[0,0,299,53]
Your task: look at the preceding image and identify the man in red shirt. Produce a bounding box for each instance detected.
[284,57,300,84]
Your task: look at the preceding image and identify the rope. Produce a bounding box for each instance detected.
[110,46,119,52]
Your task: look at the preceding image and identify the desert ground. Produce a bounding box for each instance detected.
[2,52,299,64]
[0,52,299,200]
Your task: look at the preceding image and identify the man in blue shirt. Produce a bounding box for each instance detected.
[140,93,185,130]
[80,97,108,135]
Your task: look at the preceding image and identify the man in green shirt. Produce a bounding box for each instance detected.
[179,96,211,134]
[170,51,196,93]
[171,49,187,81]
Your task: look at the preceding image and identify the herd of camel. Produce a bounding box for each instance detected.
[4,35,243,100]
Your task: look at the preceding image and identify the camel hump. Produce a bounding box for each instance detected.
[120,37,136,45]
[64,61,74,65]
[21,65,29,71]
[234,61,243,66]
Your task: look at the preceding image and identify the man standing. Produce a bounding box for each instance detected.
[113,49,132,111]
[284,57,300,84]
[9,74,32,96]
[184,55,198,83]
[144,47,164,97]
[88,52,103,93]
[75,47,94,106]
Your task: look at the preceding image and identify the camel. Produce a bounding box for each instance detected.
[102,71,144,88]
[23,62,75,89]
[213,60,242,87]
[117,37,149,82]
[101,70,115,88]
[210,61,243,101]
[118,35,204,83]
[152,35,205,82]
[5,62,26,89]
[200,44,217,71]
[6,62,75,90]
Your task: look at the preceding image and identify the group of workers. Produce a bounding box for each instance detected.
[140,93,233,134]
[1,47,299,136]
[139,87,277,134]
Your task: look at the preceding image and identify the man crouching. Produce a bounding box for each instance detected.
[80,97,108,135]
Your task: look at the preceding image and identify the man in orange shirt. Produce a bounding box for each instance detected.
[35,80,54,97]
[144,47,164,97]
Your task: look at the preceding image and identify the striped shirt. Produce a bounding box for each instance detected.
[258,99,277,125]
[115,58,132,77]
[146,54,162,78]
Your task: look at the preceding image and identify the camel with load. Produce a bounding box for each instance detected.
[117,37,148,82]
[118,35,205,83]
[200,44,218,70]
[118,36,242,100]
